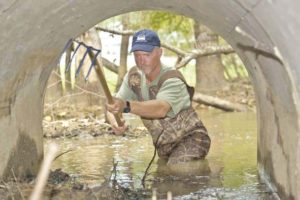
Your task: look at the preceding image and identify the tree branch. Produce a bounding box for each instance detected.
[102,57,118,73]
[161,42,186,57]
[96,27,235,70]
[95,26,134,36]
[176,45,235,69]
[193,92,247,112]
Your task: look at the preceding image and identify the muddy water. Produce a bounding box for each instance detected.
[45,110,275,199]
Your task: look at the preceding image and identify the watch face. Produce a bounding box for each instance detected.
[123,101,131,113]
[123,107,131,113]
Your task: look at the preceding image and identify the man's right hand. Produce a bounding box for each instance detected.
[111,123,128,135]
[106,110,127,135]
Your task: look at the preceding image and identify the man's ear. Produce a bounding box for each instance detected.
[158,47,163,57]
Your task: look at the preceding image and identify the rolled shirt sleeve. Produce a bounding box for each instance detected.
[115,73,138,101]
[156,78,191,118]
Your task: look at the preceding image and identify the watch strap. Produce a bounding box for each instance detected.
[123,101,131,113]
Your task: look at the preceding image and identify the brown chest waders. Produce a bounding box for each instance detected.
[128,67,211,164]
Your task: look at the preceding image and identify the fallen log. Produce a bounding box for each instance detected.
[193,92,248,112]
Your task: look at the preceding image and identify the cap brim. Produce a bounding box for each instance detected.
[130,44,156,53]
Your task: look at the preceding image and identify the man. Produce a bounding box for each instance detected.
[106,29,210,165]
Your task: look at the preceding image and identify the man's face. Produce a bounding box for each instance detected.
[133,47,162,76]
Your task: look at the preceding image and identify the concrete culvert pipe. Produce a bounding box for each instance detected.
[0,1,299,199]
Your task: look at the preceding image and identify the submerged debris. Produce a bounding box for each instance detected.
[43,116,148,139]
[48,169,70,184]
[0,167,153,200]
[43,118,111,138]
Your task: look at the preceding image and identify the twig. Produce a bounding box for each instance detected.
[167,191,172,200]
[1,180,9,190]
[152,188,157,200]
[44,91,103,113]
[11,169,25,200]
[95,26,134,36]
[52,71,105,98]
[107,158,126,198]
[0,180,9,190]
[53,149,73,161]
[50,106,55,121]
[1,181,14,200]
[44,91,84,111]
[109,159,119,188]
[47,80,62,89]
[141,130,164,188]
[29,143,59,200]
[44,71,106,113]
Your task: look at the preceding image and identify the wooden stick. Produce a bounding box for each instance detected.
[11,169,25,200]
[29,143,59,200]
[152,188,157,200]
[88,50,123,126]
[167,191,172,200]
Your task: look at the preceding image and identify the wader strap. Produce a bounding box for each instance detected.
[127,67,194,101]
[127,66,143,101]
[156,70,194,101]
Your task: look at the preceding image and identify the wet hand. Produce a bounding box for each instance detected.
[111,123,128,135]
[106,98,125,114]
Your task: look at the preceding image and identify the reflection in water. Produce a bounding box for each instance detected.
[151,159,218,198]
[45,110,274,199]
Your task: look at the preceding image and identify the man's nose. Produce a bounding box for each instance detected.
[137,55,145,65]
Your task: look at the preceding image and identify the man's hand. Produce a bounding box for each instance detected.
[106,98,126,114]
[106,98,127,135]
[111,123,128,135]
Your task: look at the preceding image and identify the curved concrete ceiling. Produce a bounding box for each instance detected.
[0,0,299,199]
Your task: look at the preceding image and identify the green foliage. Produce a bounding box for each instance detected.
[179,64,196,87]
[219,37,248,80]
[99,10,249,84]
[222,54,248,80]
[100,10,194,50]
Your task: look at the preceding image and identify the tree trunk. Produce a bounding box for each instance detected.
[194,22,229,94]
[116,14,130,92]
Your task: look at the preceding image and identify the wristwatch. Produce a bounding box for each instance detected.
[123,101,131,113]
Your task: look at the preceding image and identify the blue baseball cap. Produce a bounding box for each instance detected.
[130,29,161,52]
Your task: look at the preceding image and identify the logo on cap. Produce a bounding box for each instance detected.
[137,34,146,42]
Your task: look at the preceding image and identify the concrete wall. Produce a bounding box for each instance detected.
[0,0,299,199]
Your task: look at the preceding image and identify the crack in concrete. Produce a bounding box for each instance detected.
[0,0,19,14]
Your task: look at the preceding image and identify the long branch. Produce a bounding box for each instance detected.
[44,72,105,112]
[30,143,59,200]
[161,43,186,57]
[50,71,105,98]
[96,27,235,69]
[102,57,118,73]
[193,92,247,112]
[176,45,235,69]
[95,26,134,36]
